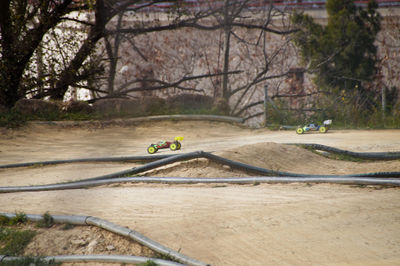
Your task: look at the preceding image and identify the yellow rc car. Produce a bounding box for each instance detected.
[147,136,183,154]
[296,120,332,134]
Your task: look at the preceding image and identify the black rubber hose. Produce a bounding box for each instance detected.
[201,152,400,178]
[1,143,399,170]
[0,154,174,169]
[1,150,400,194]
[1,176,399,193]
[201,151,304,177]
[76,150,400,182]
[81,151,204,182]
[0,152,203,183]
[0,213,208,266]
[2,150,398,182]
[297,143,400,160]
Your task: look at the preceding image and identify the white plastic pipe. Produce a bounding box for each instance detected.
[0,213,208,266]
[0,255,184,266]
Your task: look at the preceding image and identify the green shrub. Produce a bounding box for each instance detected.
[0,227,36,255]
[9,213,27,226]
[0,215,10,225]
[36,212,54,228]
[0,111,27,128]
[61,223,75,230]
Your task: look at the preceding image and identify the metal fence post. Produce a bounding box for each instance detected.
[264,84,268,127]
[382,86,386,120]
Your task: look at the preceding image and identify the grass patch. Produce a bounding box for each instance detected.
[155,252,180,263]
[298,145,366,162]
[324,153,366,162]
[0,215,10,226]
[138,260,158,266]
[0,111,27,128]
[0,227,36,255]
[60,112,99,121]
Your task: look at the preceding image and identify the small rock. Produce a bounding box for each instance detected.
[71,239,87,246]
[106,245,115,251]
[87,240,98,253]
[222,165,231,171]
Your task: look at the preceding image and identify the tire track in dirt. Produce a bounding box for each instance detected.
[1,122,400,265]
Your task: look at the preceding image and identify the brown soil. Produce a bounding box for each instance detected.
[20,223,155,257]
[1,121,400,265]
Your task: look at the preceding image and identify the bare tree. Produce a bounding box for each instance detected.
[375,8,400,115]
[0,0,78,108]
[1,0,298,124]
[106,1,299,119]
[0,0,195,107]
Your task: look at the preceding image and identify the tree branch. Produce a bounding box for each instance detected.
[121,71,242,94]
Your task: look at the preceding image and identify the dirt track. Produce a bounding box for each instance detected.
[1,121,400,265]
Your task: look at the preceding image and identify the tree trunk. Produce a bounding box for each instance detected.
[0,62,24,108]
[50,0,107,100]
[221,0,231,101]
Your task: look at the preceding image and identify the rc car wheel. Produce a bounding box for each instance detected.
[170,143,178,151]
[176,142,181,150]
[319,126,327,133]
[296,127,304,134]
[147,146,157,154]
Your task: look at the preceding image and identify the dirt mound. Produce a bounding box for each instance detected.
[22,223,155,257]
[146,142,400,177]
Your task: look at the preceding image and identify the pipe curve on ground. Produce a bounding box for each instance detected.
[0,213,208,266]
[0,143,400,168]
[0,154,173,169]
[1,143,399,169]
[297,143,400,160]
[0,176,399,193]
[1,150,400,193]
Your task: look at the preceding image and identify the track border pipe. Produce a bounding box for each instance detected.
[81,151,204,182]
[297,143,400,160]
[76,150,400,184]
[0,154,174,169]
[1,176,399,193]
[1,143,399,170]
[1,150,400,193]
[200,151,400,178]
[0,255,185,266]
[0,213,208,266]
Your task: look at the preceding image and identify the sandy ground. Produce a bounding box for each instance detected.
[0,121,400,265]
[21,223,155,257]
